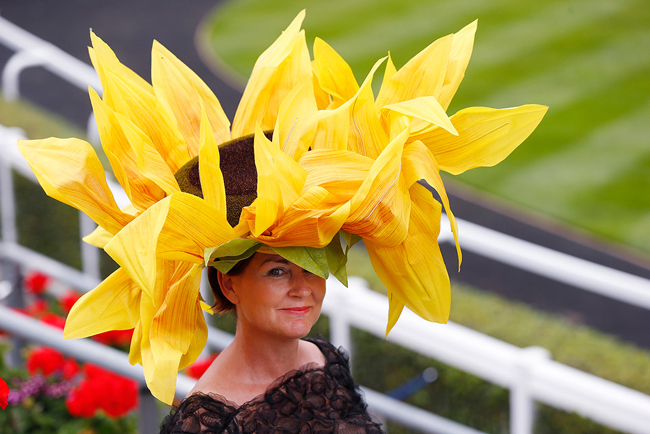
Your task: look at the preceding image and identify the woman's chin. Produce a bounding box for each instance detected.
[274,318,318,340]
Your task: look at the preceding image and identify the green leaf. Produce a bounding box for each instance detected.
[270,245,330,279]
[325,233,348,286]
[340,230,362,253]
[205,238,261,273]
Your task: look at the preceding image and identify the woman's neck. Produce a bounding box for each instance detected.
[190,324,324,405]
[227,326,306,383]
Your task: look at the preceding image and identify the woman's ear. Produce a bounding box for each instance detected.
[217,270,240,305]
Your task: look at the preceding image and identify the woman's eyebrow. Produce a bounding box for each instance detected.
[260,256,290,265]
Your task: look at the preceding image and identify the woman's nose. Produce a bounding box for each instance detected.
[289,271,312,297]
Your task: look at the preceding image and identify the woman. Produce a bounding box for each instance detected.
[160,253,384,432]
[17,9,545,431]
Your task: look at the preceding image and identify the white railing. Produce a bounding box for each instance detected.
[3,15,650,434]
[0,303,484,434]
[439,216,650,310]
[324,277,650,434]
[3,274,650,434]
[0,15,101,142]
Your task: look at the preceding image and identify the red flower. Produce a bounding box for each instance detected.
[26,346,65,376]
[187,353,218,379]
[25,298,48,317]
[60,290,81,314]
[0,377,8,409]
[24,271,50,295]
[66,364,138,419]
[92,329,134,347]
[62,358,81,380]
[41,313,66,330]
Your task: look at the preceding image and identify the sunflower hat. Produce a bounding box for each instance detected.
[18,11,547,404]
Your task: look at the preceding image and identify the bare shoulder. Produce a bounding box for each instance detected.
[300,339,327,366]
[189,352,231,398]
[188,339,327,405]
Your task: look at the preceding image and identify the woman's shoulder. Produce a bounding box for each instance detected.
[159,392,238,434]
[304,335,353,372]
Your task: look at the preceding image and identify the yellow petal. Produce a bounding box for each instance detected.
[82,225,113,248]
[380,53,397,92]
[102,68,190,173]
[90,87,166,211]
[272,77,318,161]
[252,126,307,236]
[437,20,477,110]
[376,33,453,109]
[366,183,450,335]
[312,37,359,109]
[198,103,227,217]
[152,40,231,156]
[250,187,350,248]
[301,149,374,201]
[200,300,214,314]
[133,282,156,389]
[310,57,387,159]
[149,262,206,404]
[402,141,461,266]
[17,138,133,234]
[64,268,140,338]
[343,126,411,247]
[411,105,548,175]
[105,197,171,299]
[129,320,144,366]
[116,112,181,195]
[386,294,405,336]
[157,193,238,263]
[311,62,333,110]
[131,259,175,373]
[106,193,237,297]
[384,96,458,136]
[232,10,312,137]
[89,32,154,106]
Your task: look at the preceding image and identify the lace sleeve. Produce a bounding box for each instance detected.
[159,393,238,434]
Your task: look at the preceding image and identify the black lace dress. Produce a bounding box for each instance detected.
[159,338,384,433]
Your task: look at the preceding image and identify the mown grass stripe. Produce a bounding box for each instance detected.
[476,29,650,111]
[454,0,648,109]
[468,0,638,70]
[498,98,650,209]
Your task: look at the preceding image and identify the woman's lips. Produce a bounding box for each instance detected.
[280,306,311,315]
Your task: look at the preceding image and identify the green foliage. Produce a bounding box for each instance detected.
[13,172,82,270]
[11,170,119,276]
[0,94,85,140]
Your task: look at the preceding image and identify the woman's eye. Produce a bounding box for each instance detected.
[268,268,287,277]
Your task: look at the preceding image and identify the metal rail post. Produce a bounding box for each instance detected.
[139,388,161,434]
[0,154,25,366]
[510,346,551,434]
[328,283,352,362]
[79,212,101,280]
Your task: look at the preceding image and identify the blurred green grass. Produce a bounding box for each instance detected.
[201,0,650,256]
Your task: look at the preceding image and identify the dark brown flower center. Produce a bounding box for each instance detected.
[174,130,273,227]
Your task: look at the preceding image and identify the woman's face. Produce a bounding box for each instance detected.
[220,253,326,340]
